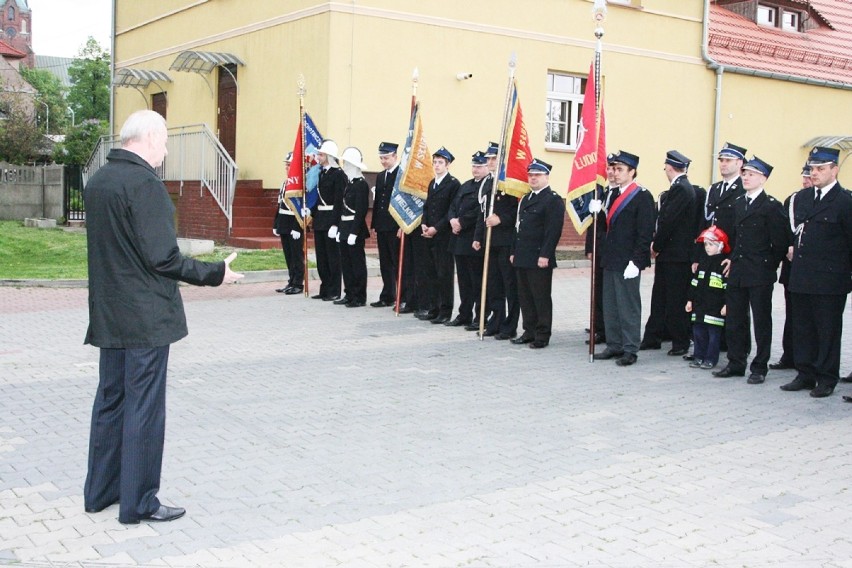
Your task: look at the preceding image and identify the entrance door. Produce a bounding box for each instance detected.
[152,92,167,119]
[217,64,237,160]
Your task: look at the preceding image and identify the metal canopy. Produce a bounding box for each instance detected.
[113,68,172,89]
[169,51,245,96]
[804,135,852,152]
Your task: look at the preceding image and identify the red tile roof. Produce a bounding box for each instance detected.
[0,39,26,59]
[708,0,852,86]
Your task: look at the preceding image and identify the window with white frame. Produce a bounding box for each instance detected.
[545,72,585,150]
[757,4,776,26]
[781,9,800,31]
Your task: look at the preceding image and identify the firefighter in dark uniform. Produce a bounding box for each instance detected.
[641,150,696,355]
[584,154,618,346]
[781,147,852,398]
[509,159,565,349]
[698,142,748,256]
[371,142,400,308]
[713,156,789,384]
[593,150,656,366]
[311,140,347,301]
[335,147,370,308]
[445,151,488,328]
[474,143,520,339]
[420,146,460,324]
[273,152,305,295]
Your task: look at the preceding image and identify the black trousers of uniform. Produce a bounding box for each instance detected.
[791,292,847,389]
[423,236,454,317]
[279,232,304,288]
[85,346,170,523]
[484,245,520,335]
[642,261,692,350]
[454,254,483,323]
[400,232,420,308]
[375,230,399,303]
[724,284,773,374]
[516,266,554,343]
[411,232,433,312]
[314,232,341,298]
[591,261,605,336]
[340,239,367,303]
[778,285,794,366]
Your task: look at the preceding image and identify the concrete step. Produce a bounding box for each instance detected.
[226,236,281,249]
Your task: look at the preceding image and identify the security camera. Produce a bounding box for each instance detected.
[456,72,473,81]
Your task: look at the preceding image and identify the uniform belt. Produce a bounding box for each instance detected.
[279,208,295,215]
[317,205,334,211]
[340,215,355,221]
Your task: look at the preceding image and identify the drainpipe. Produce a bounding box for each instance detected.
[701,0,723,185]
[110,0,116,135]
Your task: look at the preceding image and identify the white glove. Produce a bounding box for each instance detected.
[301,207,311,218]
[335,233,340,243]
[588,199,603,214]
[347,234,357,246]
[290,230,300,240]
[327,226,338,239]
[623,260,640,279]
[273,229,279,237]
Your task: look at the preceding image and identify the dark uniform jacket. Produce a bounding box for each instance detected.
[585,187,615,259]
[448,176,486,257]
[312,166,347,231]
[273,182,300,234]
[422,173,460,239]
[371,166,399,232]
[688,253,727,327]
[511,186,565,269]
[338,177,370,241]
[654,174,696,263]
[474,182,519,248]
[702,176,744,249]
[600,185,656,271]
[727,191,790,288]
[788,182,852,295]
[83,149,225,349]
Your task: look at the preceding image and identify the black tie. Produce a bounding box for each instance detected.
[815,188,822,201]
[720,181,728,196]
[745,197,752,211]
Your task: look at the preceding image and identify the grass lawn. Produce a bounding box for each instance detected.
[0,220,293,280]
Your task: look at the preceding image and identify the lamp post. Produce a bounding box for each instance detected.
[35,98,49,133]
[66,107,75,127]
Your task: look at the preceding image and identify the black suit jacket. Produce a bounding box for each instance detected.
[312,166,347,231]
[703,176,744,245]
[600,185,656,271]
[422,173,460,238]
[511,187,565,268]
[371,166,399,231]
[448,177,486,257]
[474,183,519,248]
[339,177,370,241]
[654,174,696,263]
[788,183,852,295]
[727,191,790,288]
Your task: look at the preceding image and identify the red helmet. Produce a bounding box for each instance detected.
[696,225,731,254]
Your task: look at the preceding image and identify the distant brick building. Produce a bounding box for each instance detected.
[1,0,32,68]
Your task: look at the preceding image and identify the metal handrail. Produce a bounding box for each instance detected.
[82,123,238,233]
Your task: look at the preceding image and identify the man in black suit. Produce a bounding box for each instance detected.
[474,143,520,340]
[584,156,618,346]
[371,142,400,308]
[509,159,565,349]
[445,152,488,328]
[697,142,748,258]
[336,146,371,308]
[593,150,656,366]
[273,152,305,295]
[311,140,347,301]
[83,110,243,524]
[713,156,789,384]
[420,147,460,324]
[781,147,852,398]
[641,150,696,355]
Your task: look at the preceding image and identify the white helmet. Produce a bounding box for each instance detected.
[339,146,368,170]
[315,139,339,159]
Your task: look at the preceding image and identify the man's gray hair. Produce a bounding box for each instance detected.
[120,110,167,146]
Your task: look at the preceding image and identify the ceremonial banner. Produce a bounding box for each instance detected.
[399,107,434,200]
[566,63,607,234]
[497,80,533,198]
[284,113,322,228]
[390,103,426,234]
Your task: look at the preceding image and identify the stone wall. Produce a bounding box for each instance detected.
[0,163,65,221]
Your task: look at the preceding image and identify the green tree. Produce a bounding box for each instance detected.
[0,98,49,163]
[19,67,69,134]
[52,119,108,165]
[67,37,110,123]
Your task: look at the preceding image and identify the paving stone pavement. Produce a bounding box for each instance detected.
[2,267,852,568]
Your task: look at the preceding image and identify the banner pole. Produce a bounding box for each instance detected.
[394,67,419,316]
[297,75,310,298]
[588,1,606,361]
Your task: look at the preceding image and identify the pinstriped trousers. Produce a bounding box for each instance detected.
[84,346,169,523]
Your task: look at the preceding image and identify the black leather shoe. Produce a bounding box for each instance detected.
[712,366,745,378]
[683,353,695,361]
[333,297,351,305]
[432,315,451,325]
[284,287,303,295]
[444,316,470,327]
[85,501,117,513]
[511,335,534,345]
[323,295,341,302]
[616,353,638,366]
[840,372,852,383]
[529,340,549,349]
[585,332,606,345]
[495,332,516,340]
[311,294,324,299]
[417,311,438,321]
[276,287,288,293]
[481,328,498,337]
[594,348,624,360]
[747,373,766,384]
[667,347,689,356]
[398,304,415,314]
[346,301,365,308]
[371,300,392,307]
[639,340,661,350]
[464,321,480,331]
[120,505,186,525]
[769,360,794,370]
[810,384,835,398]
[780,377,816,391]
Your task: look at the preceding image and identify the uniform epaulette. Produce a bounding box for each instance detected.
[767,195,778,203]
